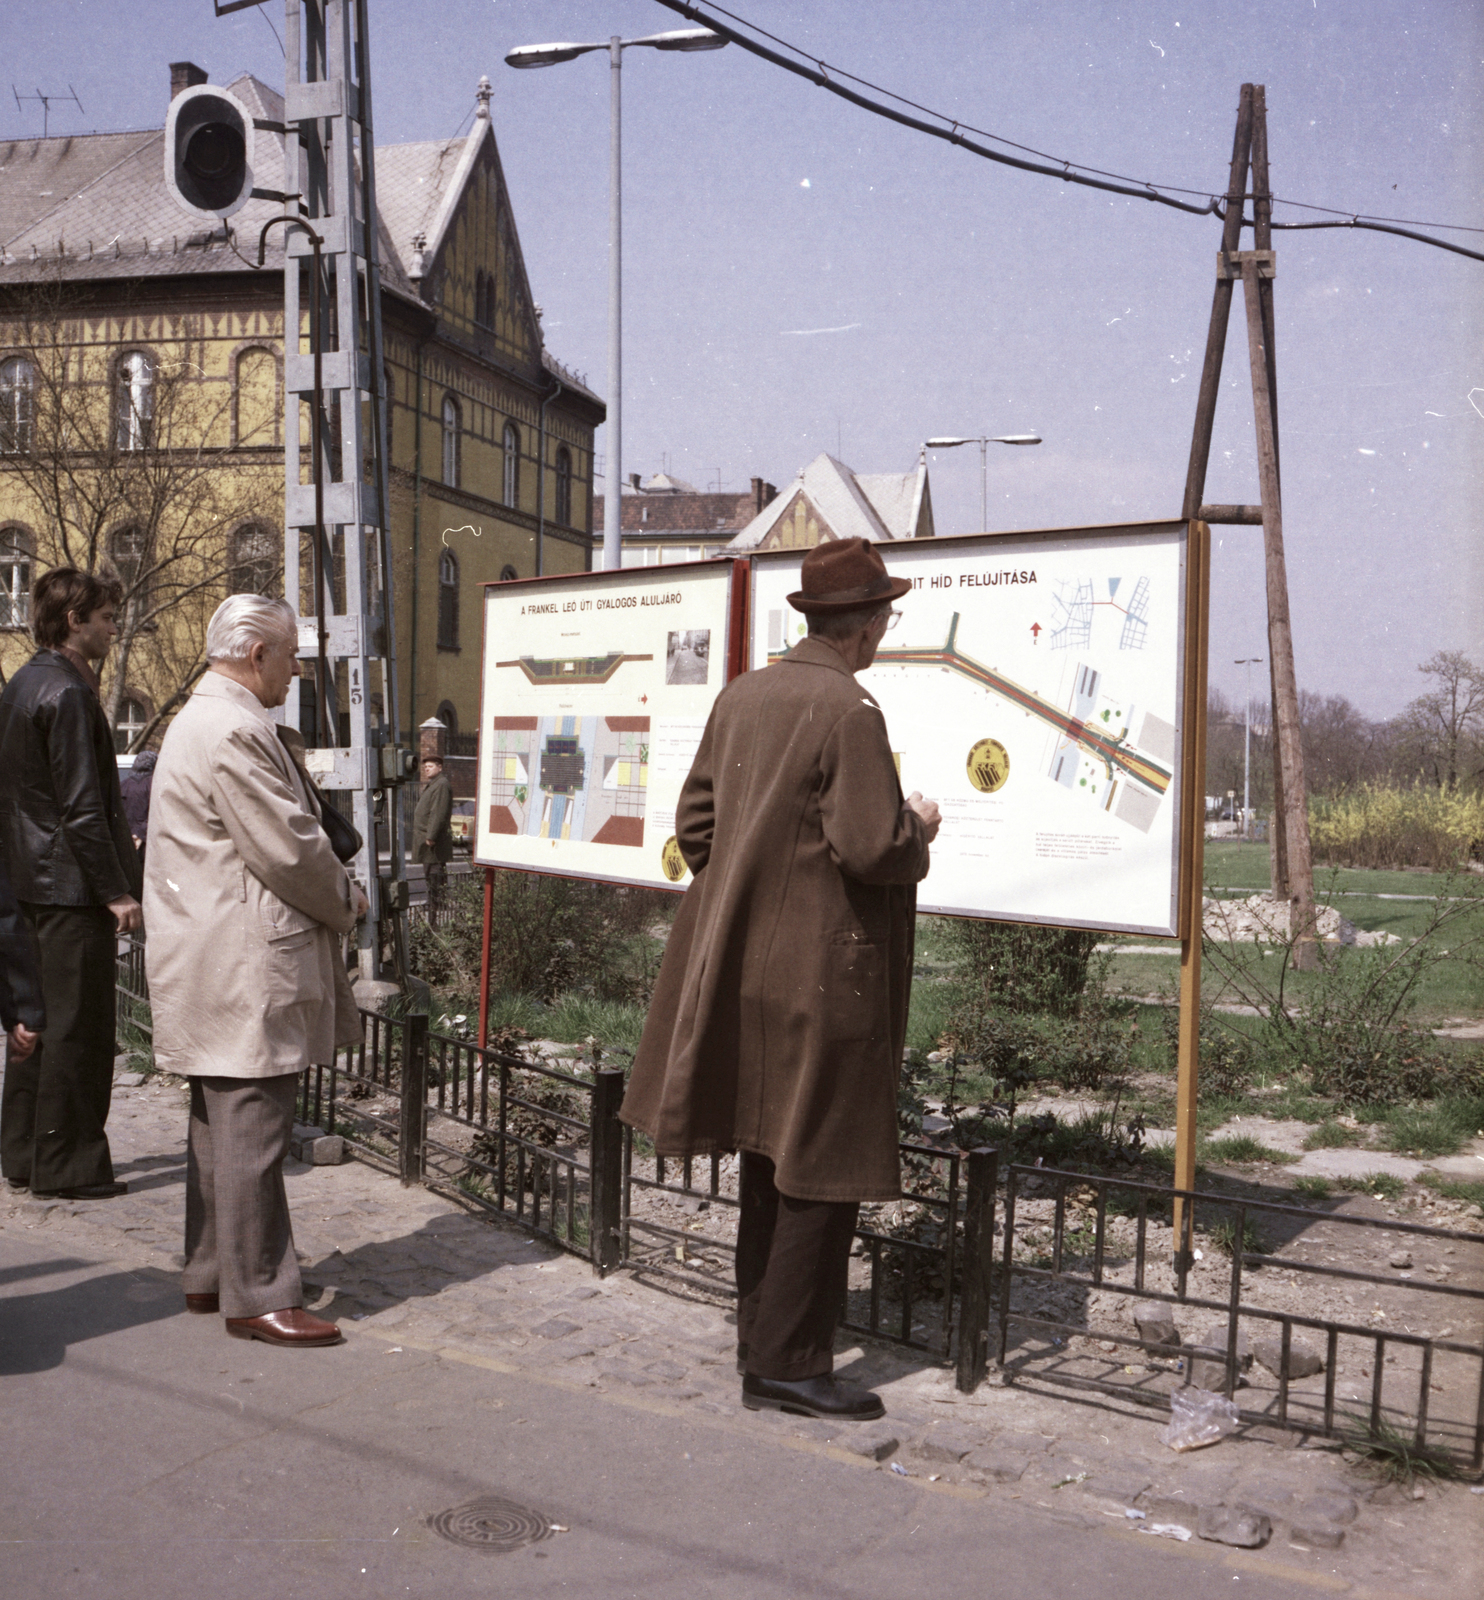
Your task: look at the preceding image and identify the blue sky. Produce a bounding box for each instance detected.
[5,0,1480,716]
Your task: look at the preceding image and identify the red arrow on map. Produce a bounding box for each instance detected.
[1029,622,1042,644]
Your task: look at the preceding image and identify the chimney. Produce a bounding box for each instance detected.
[170,62,208,101]
[752,477,777,513]
[628,473,642,490]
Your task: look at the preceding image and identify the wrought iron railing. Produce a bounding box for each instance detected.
[997,1163,1484,1468]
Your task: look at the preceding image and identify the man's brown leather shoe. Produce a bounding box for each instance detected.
[185,1292,219,1314]
[225,1307,343,1348]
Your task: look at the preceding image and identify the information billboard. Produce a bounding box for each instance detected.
[748,522,1189,936]
[473,560,741,890]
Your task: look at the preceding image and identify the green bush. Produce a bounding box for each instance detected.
[409,870,672,1007]
[946,921,1104,1015]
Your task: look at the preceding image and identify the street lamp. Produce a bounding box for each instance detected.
[506,27,727,572]
[923,433,1042,532]
[1234,656,1263,839]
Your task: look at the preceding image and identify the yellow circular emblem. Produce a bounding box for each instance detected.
[966,738,1011,794]
[660,836,687,883]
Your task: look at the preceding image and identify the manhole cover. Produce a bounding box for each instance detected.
[429,1496,553,1552]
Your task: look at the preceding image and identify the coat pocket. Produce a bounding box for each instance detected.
[263,925,323,1012]
[821,932,887,1044]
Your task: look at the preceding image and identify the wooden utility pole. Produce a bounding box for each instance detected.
[1186,83,1317,966]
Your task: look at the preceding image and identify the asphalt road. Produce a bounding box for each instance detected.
[0,1234,1335,1600]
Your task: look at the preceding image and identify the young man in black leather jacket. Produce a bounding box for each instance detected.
[0,567,142,1199]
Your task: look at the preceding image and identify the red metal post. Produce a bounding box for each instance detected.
[477,865,495,1048]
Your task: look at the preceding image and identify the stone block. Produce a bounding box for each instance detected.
[1196,1322,1252,1370]
[1251,1335,1324,1380]
[1133,1303,1181,1348]
[644,1360,689,1381]
[913,1427,977,1464]
[303,1134,345,1165]
[114,1070,146,1088]
[991,1430,1055,1454]
[1289,1519,1345,1549]
[1296,1491,1357,1526]
[844,1429,901,1463]
[533,1318,582,1340]
[1197,1504,1271,1548]
[1182,1349,1247,1392]
[965,1448,1031,1483]
[1080,1474,1153,1510]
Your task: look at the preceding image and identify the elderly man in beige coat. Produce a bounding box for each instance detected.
[145,595,365,1347]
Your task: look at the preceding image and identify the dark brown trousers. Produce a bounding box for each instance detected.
[0,904,117,1192]
[735,1151,859,1381]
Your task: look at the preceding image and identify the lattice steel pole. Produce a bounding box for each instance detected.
[277,0,412,991]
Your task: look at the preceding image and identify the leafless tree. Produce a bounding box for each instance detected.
[1393,650,1484,790]
[0,274,279,748]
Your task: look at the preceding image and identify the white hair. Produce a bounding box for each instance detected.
[206,594,297,662]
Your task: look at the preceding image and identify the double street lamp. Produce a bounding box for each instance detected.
[923,433,1042,532]
[506,27,728,571]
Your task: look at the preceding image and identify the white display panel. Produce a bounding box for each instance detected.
[748,523,1188,936]
[474,561,737,890]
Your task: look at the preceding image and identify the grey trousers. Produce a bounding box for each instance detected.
[183,1074,302,1320]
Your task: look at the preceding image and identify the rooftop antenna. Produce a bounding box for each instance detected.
[12,85,84,138]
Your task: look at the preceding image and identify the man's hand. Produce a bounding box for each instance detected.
[352,885,370,919]
[108,895,143,934]
[906,791,942,843]
[7,1025,39,1062]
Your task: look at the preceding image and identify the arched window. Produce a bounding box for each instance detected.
[554,445,572,526]
[115,351,154,451]
[234,346,277,447]
[499,564,518,582]
[435,700,459,736]
[437,547,459,650]
[0,357,35,455]
[502,421,519,507]
[0,525,33,627]
[115,696,149,754]
[110,525,149,599]
[228,523,279,595]
[441,394,460,487]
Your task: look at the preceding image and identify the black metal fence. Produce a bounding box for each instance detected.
[618,1131,998,1383]
[115,955,1479,1433]
[997,1162,1484,1468]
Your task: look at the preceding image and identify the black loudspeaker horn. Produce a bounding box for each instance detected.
[164,84,255,220]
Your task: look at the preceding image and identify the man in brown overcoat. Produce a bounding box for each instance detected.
[622,538,940,1421]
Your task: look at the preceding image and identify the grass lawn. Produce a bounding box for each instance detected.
[1204,840,1484,900]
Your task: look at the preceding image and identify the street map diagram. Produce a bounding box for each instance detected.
[475,564,735,890]
[751,523,1187,936]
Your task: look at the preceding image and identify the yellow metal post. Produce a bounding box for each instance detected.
[1172,519,1211,1269]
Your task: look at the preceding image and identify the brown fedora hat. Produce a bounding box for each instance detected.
[786,537,912,614]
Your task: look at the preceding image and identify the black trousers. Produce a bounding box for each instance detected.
[735,1152,859,1381]
[1,904,117,1192]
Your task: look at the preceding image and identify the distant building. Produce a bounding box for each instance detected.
[592,472,778,567]
[724,452,934,552]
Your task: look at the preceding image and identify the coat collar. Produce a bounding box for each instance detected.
[777,635,857,678]
[194,670,277,726]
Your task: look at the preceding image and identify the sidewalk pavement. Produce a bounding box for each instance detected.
[2,1074,1480,1599]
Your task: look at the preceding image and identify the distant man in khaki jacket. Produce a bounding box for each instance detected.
[623,538,940,1422]
[144,595,366,1348]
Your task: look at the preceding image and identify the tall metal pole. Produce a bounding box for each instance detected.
[604,37,623,572]
[1236,655,1262,838]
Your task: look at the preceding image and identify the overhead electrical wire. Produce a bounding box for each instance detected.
[654,0,1484,265]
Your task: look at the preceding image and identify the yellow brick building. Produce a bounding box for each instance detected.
[0,68,602,748]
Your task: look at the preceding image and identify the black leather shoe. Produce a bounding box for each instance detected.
[742,1373,886,1421]
[33,1182,128,1200]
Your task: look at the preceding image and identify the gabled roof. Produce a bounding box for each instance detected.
[726,452,931,550]
[0,73,575,385]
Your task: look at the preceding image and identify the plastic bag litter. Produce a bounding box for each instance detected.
[1161,1385,1240,1452]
